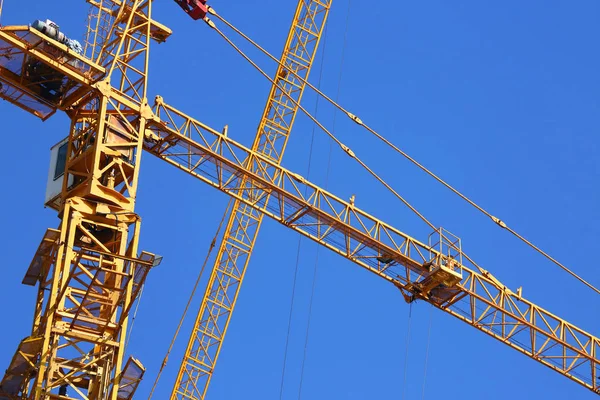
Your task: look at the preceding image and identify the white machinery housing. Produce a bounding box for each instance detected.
[45,137,72,208]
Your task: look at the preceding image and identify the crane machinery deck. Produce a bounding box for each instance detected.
[0,1,598,399]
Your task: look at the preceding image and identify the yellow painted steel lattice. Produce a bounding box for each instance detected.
[170,2,332,398]
[0,1,598,399]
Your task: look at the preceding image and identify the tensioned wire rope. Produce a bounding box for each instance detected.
[279,15,327,400]
[296,0,352,400]
[180,23,597,390]
[201,13,516,286]
[202,7,599,296]
[402,303,413,400]
[421,305,433,400]
[147,197,234,400]
[203,15,438,235]
[279,10,335,398]
[137,13,593,394]
[298,1,352,396]
[185,8,435,397]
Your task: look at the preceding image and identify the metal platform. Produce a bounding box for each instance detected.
[115,357,145,400]
[23,228,60,286]
[0,25,106,120]
[0,336,42,399]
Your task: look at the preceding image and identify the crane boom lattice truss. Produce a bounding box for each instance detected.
[170,2,331,399]
[145,99,600,394]
[0,1,598,399]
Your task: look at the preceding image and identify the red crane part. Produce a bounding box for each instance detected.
[174,0,208,20]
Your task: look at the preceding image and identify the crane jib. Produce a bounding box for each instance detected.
[146,97,600,395]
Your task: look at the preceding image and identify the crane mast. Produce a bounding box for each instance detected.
[0,1,168,398]
[0,1,598,399]
[170,2,331,399]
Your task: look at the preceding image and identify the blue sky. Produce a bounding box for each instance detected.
[1,1,599,399]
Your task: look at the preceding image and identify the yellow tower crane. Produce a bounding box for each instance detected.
[0,1,598,400]
[0,1,167,398]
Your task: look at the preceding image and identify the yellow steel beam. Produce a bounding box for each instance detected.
[169,2,332,399]
[145,98,600,396]
[0,27,104,84]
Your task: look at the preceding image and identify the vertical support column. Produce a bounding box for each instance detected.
[109,217,142,400]
[26,96,151,397]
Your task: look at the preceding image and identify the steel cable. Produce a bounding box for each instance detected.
[204,18,438,233]
[206,8,599,296]
[296,17,331,400]
[421,305,433,400]
[402,302,413,400]
[147,197,234,400]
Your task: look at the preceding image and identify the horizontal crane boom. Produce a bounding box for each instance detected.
[140,97,600,395]
[0,12,597,397]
